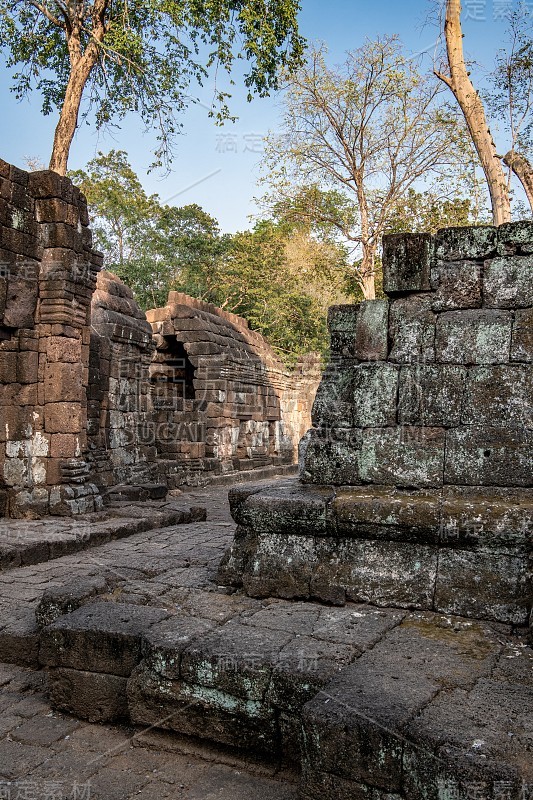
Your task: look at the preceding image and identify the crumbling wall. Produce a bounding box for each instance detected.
[0,159,321,516]
[87,271,157,487]
[301,224,532,488]
[220,222,532,624]
[147,293,321,486]
[0,161,102,517]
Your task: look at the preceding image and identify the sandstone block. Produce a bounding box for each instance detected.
[44,402,82,433]
[44,361,83,403]
[50,433,80,458]
[398,364,466,427]
[45,335,82,363]
[483,255,533,308]
[16,350,39,384]
[3,276,38,328]
[497,220,533,253]
[435,309,512,364]
[382,232,433,293]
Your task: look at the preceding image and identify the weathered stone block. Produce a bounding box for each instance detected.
[435,225,497,261]
[435,309,512,364]
[483,255,533,308]
[332,487,441,544]
[440,487,532,553]
[461,365,532,427]
[445,427,533,486]
[232,483,334,535]
[389,295,435,363]
[352,363,398,427]
[434,549,531,624]
[39,602,169,676]
[382,232,433,294]
[300,428,363,486]
[352,299,389,360]
[510,307,533,362]
[311,364,356,429]
[359,427,445,488]
[127,661,279,754]
[498,220,533,253]
[237,531,438,609]
[44,402,82,434]
[48,667,128,722]
[398,364,466,427]
[430,260,482,310]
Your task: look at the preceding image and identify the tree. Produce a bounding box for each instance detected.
[487,8,533,212]
[0,0,305,174]
[175,219,351,362]
[261,38,473,300]
[384,188,483,234]
[71,150,225,308]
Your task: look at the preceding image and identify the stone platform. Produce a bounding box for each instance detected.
[0,478,531,799]
[218,480,532,625]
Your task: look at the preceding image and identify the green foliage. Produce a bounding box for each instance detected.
[174,219,351,362]
[384,189,481,234]
[71,150,226,308]
[0,0,305,168]
[73,151,348,363]
[260,38,480,296]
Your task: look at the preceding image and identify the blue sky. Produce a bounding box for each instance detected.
[0,0,519,231]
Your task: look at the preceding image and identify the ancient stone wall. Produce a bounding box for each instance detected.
[0,160,321,515]
[220,222,533,625]
[0,162,102,517]
[87,271,157,488]
[147,293,321,486]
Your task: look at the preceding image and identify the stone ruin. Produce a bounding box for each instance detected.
[0,161,321,517]
[2,158,532,800]
[220,223,532,626]
[147,293,320,487]
[34,222,532,800]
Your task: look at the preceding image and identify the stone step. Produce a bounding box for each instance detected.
[0,501,207,572]
[219,480,532,625]
[38,593,533,799]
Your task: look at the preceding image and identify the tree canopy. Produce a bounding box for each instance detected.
[0,0,305,173]
[260,38,476,300]
[72,151,350,363]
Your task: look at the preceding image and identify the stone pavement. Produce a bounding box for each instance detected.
[0,477,300,798]
[0,476,531,800]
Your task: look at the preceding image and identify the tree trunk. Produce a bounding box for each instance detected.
[357,180,376,300]
[49,42,99,175]
[360,249,376,300]
[503,150,533,212]
[436,0,511,225]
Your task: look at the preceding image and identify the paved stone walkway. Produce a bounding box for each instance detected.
[0,477,531,799]
[0,477,299,799]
